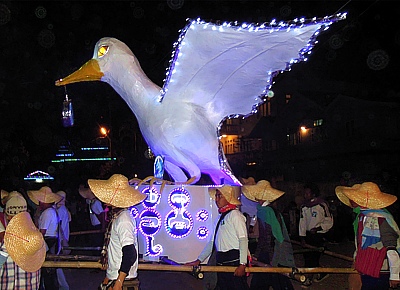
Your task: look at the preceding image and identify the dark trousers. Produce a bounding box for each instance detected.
[249,250,293,290]
[250,272,294,290]
[303,232,325,267]
[361,274,390,290]
[216,250,249,290]
[40,237,59,290]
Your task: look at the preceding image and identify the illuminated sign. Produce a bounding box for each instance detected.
[136,184,218,263]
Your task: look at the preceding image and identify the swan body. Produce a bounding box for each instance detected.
[55,15,346,184]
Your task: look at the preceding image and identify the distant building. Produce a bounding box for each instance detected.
[221,92,400,184]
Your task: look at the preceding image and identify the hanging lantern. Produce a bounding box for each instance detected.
[62,87,74,127]
[154,155,165,179]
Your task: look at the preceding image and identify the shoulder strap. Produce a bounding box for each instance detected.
[212,210,233,251]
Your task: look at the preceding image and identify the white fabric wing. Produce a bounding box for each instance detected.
[162,20,327,127]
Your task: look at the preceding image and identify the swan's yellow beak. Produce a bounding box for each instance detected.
[55,59,104,86]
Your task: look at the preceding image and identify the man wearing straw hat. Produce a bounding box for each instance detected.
[242,180,295,290]
[88,174,146,290]
[0,191,45,289]
[186,185,249,290]
[335,182,400,290]
[28,186,63,290]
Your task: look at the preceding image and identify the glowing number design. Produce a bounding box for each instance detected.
[164,187,193,239]
[139,187,163,256]
[197,226,209,240]
[196,209,209,222]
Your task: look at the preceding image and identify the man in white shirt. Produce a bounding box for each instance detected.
[88,174,146,290]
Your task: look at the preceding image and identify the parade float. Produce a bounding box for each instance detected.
[56,14,346,263]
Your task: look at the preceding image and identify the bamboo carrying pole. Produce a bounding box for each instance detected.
[291,240,354,262]
[41,261,358,274]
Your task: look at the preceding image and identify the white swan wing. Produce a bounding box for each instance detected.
[161,15,345,127]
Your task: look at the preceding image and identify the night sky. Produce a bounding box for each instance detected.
[0,0,399,187]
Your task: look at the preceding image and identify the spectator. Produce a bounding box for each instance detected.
[0,192,44,289]
[298,182,333,287]
[335,182,400,290]
[56,191,71,290]
[88,174,146,290]
[28,186,63,290]
[242,180,295,290]
[79,184,107,249]
[185,185,249,290]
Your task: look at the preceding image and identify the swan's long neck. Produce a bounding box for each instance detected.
[103,54,161,120]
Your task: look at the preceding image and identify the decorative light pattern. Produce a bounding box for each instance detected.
[164,187,194,238]
[139,186,163,257]
[142,186,161,209]
[196,209,209,222]
[130,206,139,218]
[24,170,54,182]
[159,13,346,103]
[139,208,162,236]
[197,226,209,240]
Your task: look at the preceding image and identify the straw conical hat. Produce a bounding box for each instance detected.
[335,182,396,209]
[209,185,241,205]
[88,174,146,208]
[27,186,62,205]
[4,212,46,272]
[242,180,285,202]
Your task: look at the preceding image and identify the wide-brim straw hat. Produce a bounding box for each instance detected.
[209,185,241,206]
[88,174,146,208]
[4,212,46,272]
[78,186,96,200]
[335,182,397,209]
[27,186,62,205]
[1,190,22,206]
[242,180,285,203]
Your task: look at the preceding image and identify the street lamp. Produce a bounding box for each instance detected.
[100,126,112,160]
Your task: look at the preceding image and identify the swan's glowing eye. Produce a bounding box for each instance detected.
[97,46,109,58]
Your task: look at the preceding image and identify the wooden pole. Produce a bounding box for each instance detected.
[41,261,359,274]
[291,240,354,262]
[69,230,104,236]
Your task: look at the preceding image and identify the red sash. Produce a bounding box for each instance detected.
[354,215,387,278]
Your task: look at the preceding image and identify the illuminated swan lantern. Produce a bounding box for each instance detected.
[55,14,346,185]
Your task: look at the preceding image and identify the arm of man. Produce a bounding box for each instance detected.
[380,219,400,288]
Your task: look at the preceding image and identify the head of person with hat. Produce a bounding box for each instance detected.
[0,191,28,243]
[242,180,285,206]
[335,181,397,210]
[4,191,28,221]
[28,186,63,211]
[335,182,400,289]
[4,212,46,272]
[88,174,146,287]
[208,185,241,213]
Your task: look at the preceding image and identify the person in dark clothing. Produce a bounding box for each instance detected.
[298,182,333,287]
[242,180,295,290]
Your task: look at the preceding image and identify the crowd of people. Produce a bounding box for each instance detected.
[0,175,399,290]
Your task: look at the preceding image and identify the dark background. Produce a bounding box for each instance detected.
[0,0,399,190]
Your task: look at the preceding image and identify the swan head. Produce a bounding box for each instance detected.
[55,37,133,86]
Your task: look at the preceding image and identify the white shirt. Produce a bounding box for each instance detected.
[39,207,59,237]
[106,209,139,280]
[88,199,103,226]
[198,209,248,262]
[57,205,71,241]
